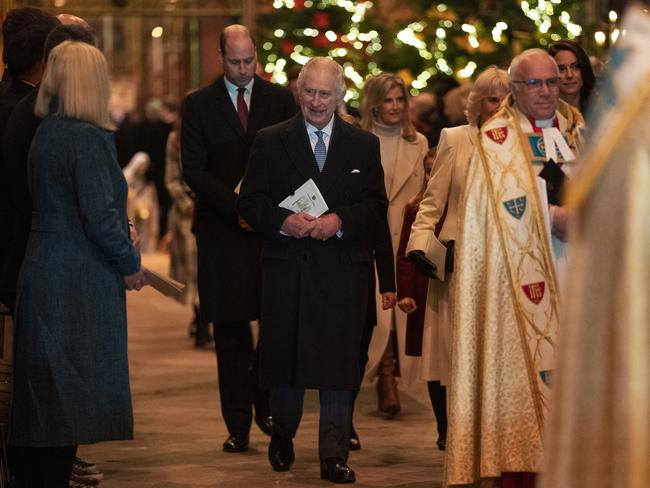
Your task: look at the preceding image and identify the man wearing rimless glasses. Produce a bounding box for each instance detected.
[442,48,585,488]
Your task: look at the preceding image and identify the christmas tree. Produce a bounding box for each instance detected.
[257,0,590,97]
[384,0,587,93]
[257,0,386,107]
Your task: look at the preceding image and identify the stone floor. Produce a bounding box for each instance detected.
[80,253,445,487]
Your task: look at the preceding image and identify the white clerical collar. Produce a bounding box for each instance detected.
[305,115,335,138]
[535,117,555,128]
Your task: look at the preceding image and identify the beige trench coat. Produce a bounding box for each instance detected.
[365,130,427,387]
[406,124,478,384]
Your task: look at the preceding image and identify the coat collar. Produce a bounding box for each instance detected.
[385,134,423,201]
[213,75,271,137]
[281,113,352,195]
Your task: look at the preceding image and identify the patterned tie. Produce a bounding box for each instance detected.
[314,130,327,172]
[237,87,248,130]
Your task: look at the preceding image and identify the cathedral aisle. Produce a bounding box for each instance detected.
[80,253,444,487]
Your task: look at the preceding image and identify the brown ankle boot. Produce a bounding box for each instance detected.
[376,340,400,418]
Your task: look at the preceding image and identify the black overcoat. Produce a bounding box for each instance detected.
[237,114,388,390]
[181,75,296,323]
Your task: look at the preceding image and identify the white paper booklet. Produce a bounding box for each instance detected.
[142,267,185,297]
[278,178,328,217]
[424,235,449,282]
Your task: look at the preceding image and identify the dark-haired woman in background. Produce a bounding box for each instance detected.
[549,40,596,114]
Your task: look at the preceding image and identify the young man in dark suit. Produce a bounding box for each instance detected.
[181,24,296,454]
[237,57,388,483]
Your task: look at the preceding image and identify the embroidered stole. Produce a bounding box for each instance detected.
[478,109,562,422]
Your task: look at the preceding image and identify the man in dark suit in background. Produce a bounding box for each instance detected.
[237,57,388,484]
[0,7,59,309]
[1,23,97,320]
[181,24,296,454]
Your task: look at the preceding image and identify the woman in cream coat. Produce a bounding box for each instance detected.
[361,73,428,416]
[404,67,509,441]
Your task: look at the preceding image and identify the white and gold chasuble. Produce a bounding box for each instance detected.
[445,100,582,486]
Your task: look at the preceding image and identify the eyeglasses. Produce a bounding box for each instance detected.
[512,77,560,91]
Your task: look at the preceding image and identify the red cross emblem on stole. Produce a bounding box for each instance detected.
[485,126,508,144]
[522,281,545,304]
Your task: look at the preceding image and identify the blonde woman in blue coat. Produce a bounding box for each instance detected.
[9,41,146,488]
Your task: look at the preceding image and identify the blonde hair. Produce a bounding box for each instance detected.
[35,41,112,129]
[465,66,510,127]
[360,73,417,142]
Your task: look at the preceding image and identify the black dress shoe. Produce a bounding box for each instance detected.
[254,414,273,436]
[223,435,249,453]
[349,425,361,451]
[268,447,294,472]
[436,434,446,451]
[320,458,356,483]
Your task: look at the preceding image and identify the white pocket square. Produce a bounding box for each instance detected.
[350,169,361,174]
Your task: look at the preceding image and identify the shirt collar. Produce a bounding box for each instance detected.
[305,115,335,138]
[224,76,254,96]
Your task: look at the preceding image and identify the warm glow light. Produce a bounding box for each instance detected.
[458,61,477,78]
[594,31,606,45]
[151,26,163,38]
[396,27,426,49]
[566,23,582,37]
[609,10,618,22]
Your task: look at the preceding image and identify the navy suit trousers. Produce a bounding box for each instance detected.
[269,387,354,461]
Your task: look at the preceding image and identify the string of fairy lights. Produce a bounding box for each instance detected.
[261,0,621,103]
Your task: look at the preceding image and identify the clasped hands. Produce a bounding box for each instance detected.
[281,212,341,240]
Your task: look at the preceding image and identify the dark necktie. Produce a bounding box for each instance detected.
[314,130,326,172]
[237,87,248,130]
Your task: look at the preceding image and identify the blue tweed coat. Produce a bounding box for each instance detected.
[9,116,140,447]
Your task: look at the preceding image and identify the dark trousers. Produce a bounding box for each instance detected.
[213,321,268,437]
[350,319,376,425]
[9,445,77,488]
[270,387,354,461]
[427,380,447,438]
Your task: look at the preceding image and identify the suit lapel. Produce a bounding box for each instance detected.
[318,116,350,195]
[247,76,268,136]
[213,77,245,137]
[388,137,420,200]
[281,114,320,184]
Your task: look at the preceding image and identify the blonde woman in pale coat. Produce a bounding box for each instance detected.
[361,73,428,417]
[404,66,509,448]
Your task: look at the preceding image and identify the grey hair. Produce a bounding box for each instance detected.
[297,57,346,101]
[509,48,558,80]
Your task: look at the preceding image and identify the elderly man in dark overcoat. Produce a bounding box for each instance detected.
[181,24,296,453]
[237,56,387,484]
